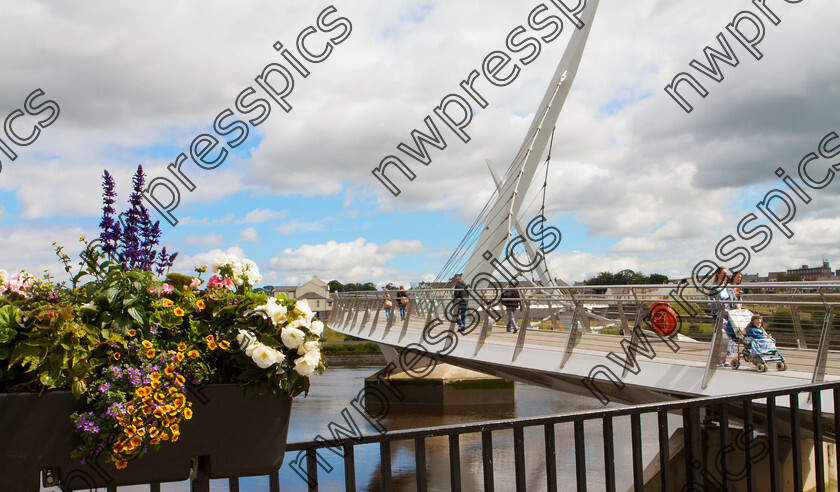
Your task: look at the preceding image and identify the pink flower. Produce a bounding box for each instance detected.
[161,283,174,294]
[189,277,201,288]
[207,275,234,291]
[148,285,159,295]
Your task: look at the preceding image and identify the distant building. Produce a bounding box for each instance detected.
[786,259,832,281]
[272,275,331,319]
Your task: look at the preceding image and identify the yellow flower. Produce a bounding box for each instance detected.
[207,341,218,350]
[204,335,214,343]
[162,298,174,307]
[176,353,185,362]
[115,460,128,470]
[130,436,142,447]
[196,300,206,310]
[150,371,161,381]
[112,352,121,360]
[184,408,193,419]
[128,329,136,337]
[176,375,186,385]
[187,350,199,359]
[141,340,153,349]
[177,342,187,352]
[146,348,155,358]
[151,380,160,389]
[173,307,185,317]
[219,340,230,350]
[164,365,175,376]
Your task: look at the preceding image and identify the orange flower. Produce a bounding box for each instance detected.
[151,380,160,389]
[130,436,142,447]
[162,298,174,307]
[176,353,185,362]
[196,300,206,310]
[115,460,128,469]
[184,408,193,419]
[219,340,230,350]
[128,329,136,337]
[141,340,153,349]
[150,438,161,445]
[176,375,186,385]
[207,341,218,350]
[154,392,166,403]
[168,387,179,395]
[177,342,187,352]
[146,348,155,358]
[173,307,185,317]
[204,335,214,343]
[187,350,199,359]
[164,365,175,376]
[112,352,121,360]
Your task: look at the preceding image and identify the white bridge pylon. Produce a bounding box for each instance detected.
[457,0,600,288]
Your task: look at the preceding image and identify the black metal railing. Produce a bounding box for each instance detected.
[278,380,840,492]
[67,380,840,491]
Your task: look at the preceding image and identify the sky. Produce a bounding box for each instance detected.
[1,0,838,289]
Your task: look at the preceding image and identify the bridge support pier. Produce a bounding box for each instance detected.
[364,362,515,410]
[638,423,837,491]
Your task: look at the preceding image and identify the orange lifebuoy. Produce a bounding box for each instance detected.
[649,302,678,337]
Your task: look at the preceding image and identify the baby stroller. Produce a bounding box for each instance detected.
[726,309,787,372]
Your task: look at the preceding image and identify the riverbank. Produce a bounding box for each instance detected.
[322,340,386,366]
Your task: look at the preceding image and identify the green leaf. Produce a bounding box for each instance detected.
[39,371,56,387]
[71,379,87,399]
[105,287,119,306]
[127,307,145,323]
[112,316,132,334]
[0,305,21,331]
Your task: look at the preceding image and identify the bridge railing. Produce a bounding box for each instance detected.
[285,379,840,492]
[328,283,840,388]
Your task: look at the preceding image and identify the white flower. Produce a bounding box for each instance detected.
[80,301,97,311]
[255,297,287,325]
[297,340,320,356]
[281,327,306,349]
[236,329,258,355]
[294,300,314,327]
[294,350,321,376]
[251,345,285,369]
[0,269,8,285]
[310,320,324,337]
[242,258,262,285]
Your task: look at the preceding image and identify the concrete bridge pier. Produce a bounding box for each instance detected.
[364,345,515,410]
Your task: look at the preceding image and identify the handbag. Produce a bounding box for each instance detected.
[385,299,393,308]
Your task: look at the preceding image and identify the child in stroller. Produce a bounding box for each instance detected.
[727,311,787,372]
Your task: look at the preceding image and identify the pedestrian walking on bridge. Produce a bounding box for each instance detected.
[501,285,521,333]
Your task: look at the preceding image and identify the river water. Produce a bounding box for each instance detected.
[93,363,672,492]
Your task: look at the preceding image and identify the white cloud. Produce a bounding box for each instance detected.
[183,234,225,247]
[239,227,261,242]
[235,208,288,224]
[267,237,430,285]
[275,219,328,235]
[172,246,248,275]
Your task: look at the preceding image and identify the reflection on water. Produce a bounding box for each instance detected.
[268,365,675,492]
[67,364,672,491]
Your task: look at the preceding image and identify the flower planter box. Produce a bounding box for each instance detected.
[0,384,292,491]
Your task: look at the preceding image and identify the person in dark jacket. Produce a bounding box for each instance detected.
[501,285,521,333]
[396,286,409,320]
[452,275,468,332]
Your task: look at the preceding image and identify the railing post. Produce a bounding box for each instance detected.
[546,299,561,331]
[559,295,583,368]
[616,300,631,337]
[790,306,808,349]
[701,300,727,389]
[811,305,835,385]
